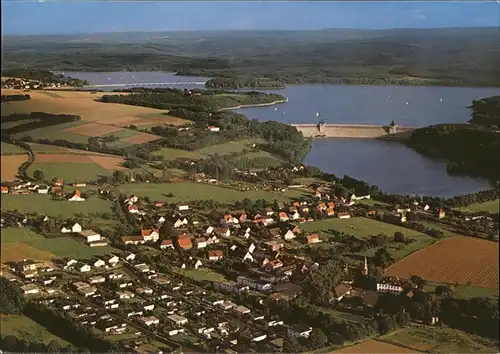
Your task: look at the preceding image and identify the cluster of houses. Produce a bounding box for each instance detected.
[2,178,87,201]
[1,77,71,90]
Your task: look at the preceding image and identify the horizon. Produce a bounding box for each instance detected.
[2,1,499,35]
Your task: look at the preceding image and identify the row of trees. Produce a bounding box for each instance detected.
[1,94,31,102]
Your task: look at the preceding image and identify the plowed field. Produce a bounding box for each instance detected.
[63,122,124,137]
[385,236,499,288]
[35,153,126,170]
[1,154,28,181]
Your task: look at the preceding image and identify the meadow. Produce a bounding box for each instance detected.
[27,162,113,182]
[299,217,436,260]
[1,194,113,217]
[1,228,117,261]
[379,327,499,353]
[1,154,28,182]
[456,200,499,213]
[119,182,304,203]
[0,315,70,346]
[153,147,202,161]
[195,139,264,155]
[1,142,27,155]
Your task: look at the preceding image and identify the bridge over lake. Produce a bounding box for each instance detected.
[292,123,415,139]
[87,82,206,88]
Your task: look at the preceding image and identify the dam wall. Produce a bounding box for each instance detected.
[292,124,415,139]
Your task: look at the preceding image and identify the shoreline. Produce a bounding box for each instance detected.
[217,98,288,112]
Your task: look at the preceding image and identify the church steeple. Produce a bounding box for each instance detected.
[361,256,368,276]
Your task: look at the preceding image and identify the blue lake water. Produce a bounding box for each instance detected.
[62,71,498,196]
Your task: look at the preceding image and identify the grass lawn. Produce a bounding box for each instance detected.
[1,194,113,217]
[0,315,70,346]
[1,142,27,155]
[424,282,499,300]
[175,268,226,282]
[1,228,118,260]
[299,217,436,260]
[153,147,202,161]
[456,200,499,213]
[380,327,499,353]
[292,177,324,186]
[196,139,264,155]
[27,162,113,182]
[12,121,91,144]
[119,182,300,203]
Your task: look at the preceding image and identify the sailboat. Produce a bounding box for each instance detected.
[316,112,320,117]
[440,98,443,102]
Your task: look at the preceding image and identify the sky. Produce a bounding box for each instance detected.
[2,1,499,35]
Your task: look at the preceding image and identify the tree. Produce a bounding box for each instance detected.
[33,169,44,181]
[394,231,405,243]
[283,337,302,353]
[0,277,24,314]
[112,170,126,183]
[373,248,393,268]
[309,328,328,349]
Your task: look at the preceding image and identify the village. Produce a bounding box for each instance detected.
[3,170,487,353]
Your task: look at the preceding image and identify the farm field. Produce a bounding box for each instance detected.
[63,122,125,137]
[1,242,55,263]
[456,200,499,213]
[196,139,264,155]
[379,327,499,353]
[1,89,187,126]
[1,228,117,261]
[153,147,202,161]
[385,236,499,288]
[1,154,28,181]
[11,121,92,144]
[0,315,70,346]
[1,194,113,217]
[299,217,435,259]
[334,339,417,353]
[424,282,499,300]
[119,182,304,203]
[175,268,226,282]
[1,142,27,155]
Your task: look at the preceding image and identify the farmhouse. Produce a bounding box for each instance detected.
[306,234,321,244]
[1,186,9,194]
[176,236,193,250]
[160,239,175,250]
[79,230,101,243]
[68,189,85,202]
[141,228,160,242]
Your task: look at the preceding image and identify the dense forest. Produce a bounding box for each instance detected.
[405,95,500,182]
[205,77,286,89]
[3,28,500,86]
[101,88,286,111]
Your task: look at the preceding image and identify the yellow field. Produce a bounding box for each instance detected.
[1,242,55,263]
[1,154,28,181]
[1,89,188,126]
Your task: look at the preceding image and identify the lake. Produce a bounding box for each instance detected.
[63,71,498,196]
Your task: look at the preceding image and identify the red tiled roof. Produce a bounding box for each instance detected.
[177,237,192,249]
[208,250,223,257]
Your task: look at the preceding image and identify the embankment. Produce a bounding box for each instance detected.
[218,99,288,111]
[292,124,415,139]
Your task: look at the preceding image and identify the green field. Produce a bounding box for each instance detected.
[153,147,202,161]
[457,200,499,213]
[196,139,264,155]
[11,121,91,144]
[0,315,70,346]
[1,142,27,155]
[1,194,113,217]
[380,327,499,353]
[299,217,436,260]
[175,268,226,282]
[1,228,117,259]
[27,142,77,154]
[424,282,499,300]
[1,118,40,130]
[119,182,304,203]
[27,162,113,182]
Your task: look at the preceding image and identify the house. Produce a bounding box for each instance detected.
[384,213,406,224]
[51,186,62,196]
[158,216,166,224]
[61,226,72,234]
[194,259,203,269]
[128,204,139,214]
[21,284,40,295]
[176,236,193,250]
[121,236,146,245]
[237,212,247,223]
[338,212,351,219]
[264,240,284,252]
[79,230,101,243]
[37,185,49,194]
[1,186,9,194]
[68,189,85,202]
[167,314,188,326]
[124,252,136,261]
[278,212,289,222]
[160,239,175,250]
[89,276,106,284]
[76,263,91,273]
[207,126,220,132]
[140,316,160,326]
[155,201,165,208]
[104,255,120,266]
[215,227,231,238]
[208,250,224,261]
[92,258,106,268]
[283,229,296,240]
[268,228,281,239]
[331,283,352,302]
[326,208,335,217]
[306,234,320,244]
[207,235,219,245]
[141,228,160,242]
[287,325,313,339]
[289,211,300,220]
[178,204,190,211]
[194,237,207,249]
[376,277,409,295]
[437,209,446,219]
[205,226,214,235]
[221,214,238,226]
[54,178,64,186]
[62,259,78,269]
[259,216,275,226]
